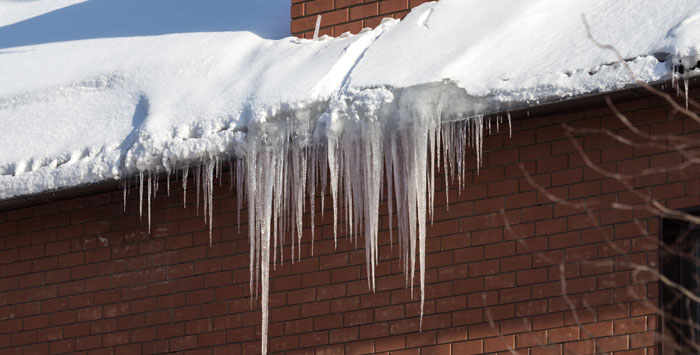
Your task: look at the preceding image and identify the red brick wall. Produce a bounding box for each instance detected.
[291,0,433,38]
[0,87,698,354]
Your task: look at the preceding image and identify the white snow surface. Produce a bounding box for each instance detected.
[2,2,699,354]
[0,0,698,198]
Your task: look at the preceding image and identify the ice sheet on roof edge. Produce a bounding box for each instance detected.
[129,83,509,355]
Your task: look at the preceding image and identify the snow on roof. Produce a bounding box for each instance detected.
[0,0,698,199]
[2,2,699,353]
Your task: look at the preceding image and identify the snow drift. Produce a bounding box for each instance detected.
[1,0,700,353]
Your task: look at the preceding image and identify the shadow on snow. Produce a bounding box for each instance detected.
[0,0,290,49]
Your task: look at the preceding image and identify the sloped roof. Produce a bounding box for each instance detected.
[1,0,699,199]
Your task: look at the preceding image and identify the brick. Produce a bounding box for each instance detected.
[14,302,40,317]
[614,316,646,335]
[421,343,450,355]
[630,331,655,348]
[291,3,305,18]
[485,241,515,258]
[50,339,75,353]
[143,339,169,354]
[548,326,579,343]
[19,244,44,260]
[484,273,515,291]
[516,330,546,348]
[0,249,19,265]
[499,286,531,304]
[596,335,629,352]
[305,0,333,15]
[502,254,532,272]
[198,330,226,347]
[291,16,319,34]
[469,259,499,277]
[350,3,378,20]
[452,340,482,354]
[129,327,157,342]
[76,334,101,350]
[379,0,408,14]
[58,252,84,268]
[328,327,357,343]
[103,331,129,347]
[532,313,563,330]
[359,323,388,340]
[563,339,594,354]
[531,344,562,355]
[300,331,329,348]
[522,205,552,222]
[535,218,566,236]
[484,335,514,352]
[12,330,37,346]
[170,335,197,352]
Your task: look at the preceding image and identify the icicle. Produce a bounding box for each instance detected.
[182,164,189,206]
[205,159,215,246]
[122,179,127,212]
[247,152,257,308]
[308,147,317,247]
[327,139,340,248]
[287,145,307,262]
[675,65,682,96]
[473,116,484,172]
[261,228,270,355]
[684,78,689,110]
[384,138,394,247]
[203,164,209,226]
[217,156,223,186]
[672,66,677,89]
[154,168,159,194]
[147,172,152,233]
[313,15,322,41]
[236,159,244,233]
[440,123,450,210]
[166,169,171,196]
[139,171,144,219]
[428,113,437,224]
[319,144,327,220]
[195,165,201,215]
[507,112,512,138]
[209,161,214,245]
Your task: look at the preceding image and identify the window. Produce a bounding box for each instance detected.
[661,209,700,354]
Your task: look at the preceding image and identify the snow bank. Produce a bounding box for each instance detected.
[1,1,699,353]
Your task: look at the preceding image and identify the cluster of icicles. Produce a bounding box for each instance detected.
[120,92,512,355]
[671,66,695,111]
